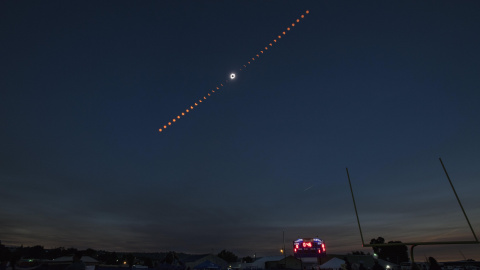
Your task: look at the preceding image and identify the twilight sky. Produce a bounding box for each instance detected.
[1,1,480,262]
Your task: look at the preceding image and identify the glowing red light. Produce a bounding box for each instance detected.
[303,242,312,248]
[322,243,326,252]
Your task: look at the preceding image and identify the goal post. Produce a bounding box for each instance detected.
[346,158,479,263]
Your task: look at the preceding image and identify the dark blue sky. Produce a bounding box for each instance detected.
[1,1,480,261]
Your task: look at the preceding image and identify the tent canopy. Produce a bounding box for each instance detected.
[320,257,345,269]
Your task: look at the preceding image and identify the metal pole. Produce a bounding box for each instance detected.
[410,245,417,265]
[346,168,366,246]
[439,158,479,242]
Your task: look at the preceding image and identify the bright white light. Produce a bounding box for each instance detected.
[230,73,236,79]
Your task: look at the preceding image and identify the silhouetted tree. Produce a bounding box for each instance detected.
[81,249,97,259]
[217,250,238,263]
[46,247,65,260]
[370,237,385,256]
[370,237,408,264]
[143,257,153,268]
[97,251,119,265]
[65,248,78,257]
[126,254,135,269]
[383,241,408,264]
[25,246,45,259]
[10,247,23,270]
[0,243,12,264]
[162,252,183,265]
[242,256,254,263]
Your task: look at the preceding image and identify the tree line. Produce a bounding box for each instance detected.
[0,243,249,267]
[0,244,152,267]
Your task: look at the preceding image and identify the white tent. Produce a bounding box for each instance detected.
[320,258,345,269]
[243,256,284,270]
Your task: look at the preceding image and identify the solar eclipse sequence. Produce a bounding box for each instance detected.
[158,10,310,133]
